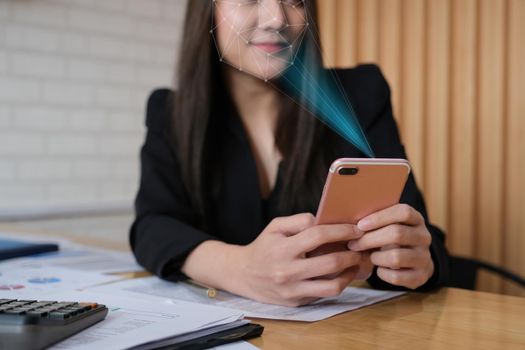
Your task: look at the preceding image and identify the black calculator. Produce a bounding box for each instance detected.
[0,298,108,350]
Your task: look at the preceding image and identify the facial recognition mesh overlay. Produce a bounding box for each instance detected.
[211,0,375,157]
[211,0,308,81]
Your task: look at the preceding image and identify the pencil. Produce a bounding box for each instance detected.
[183,279,217,298]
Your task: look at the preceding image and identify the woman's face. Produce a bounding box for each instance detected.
[212,0,308,81]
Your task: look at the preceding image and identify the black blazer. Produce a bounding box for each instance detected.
[130,64,449,290]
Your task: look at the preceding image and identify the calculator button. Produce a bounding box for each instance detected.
[55,302,77,308]
[48,312,71,320]
[46,306,64,312]
[32,308,55,314]
[15,307,33,312]
[27,310,49,317]
[31,302,53,307]
[59,308,79,316]
[69,306,87,314]
[4,309,27,315]
[60,307,84,315]
[4,302,27,308]
[75,305,90,312]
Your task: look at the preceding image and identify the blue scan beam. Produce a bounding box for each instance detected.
[279,59,375,158]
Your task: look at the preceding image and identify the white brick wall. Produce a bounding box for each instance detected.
[0,0,188,217]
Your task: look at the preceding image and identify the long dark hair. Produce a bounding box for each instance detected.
[172,0,337,227]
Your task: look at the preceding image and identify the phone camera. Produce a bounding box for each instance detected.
[339,167,359,175]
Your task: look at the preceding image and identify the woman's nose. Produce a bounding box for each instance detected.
[258,0,287,32]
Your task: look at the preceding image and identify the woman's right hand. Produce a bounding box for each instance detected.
[235,213,364,306]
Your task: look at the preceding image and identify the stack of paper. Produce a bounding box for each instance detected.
[44,291,246,350]
[87,276,406,322]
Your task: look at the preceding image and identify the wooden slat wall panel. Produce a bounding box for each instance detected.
[317,0,525,296]
[317,0,338,66]
[400,0,426,185]
[356,0,379,62]
[504,0,525,296]
[378,0,402,123]
[336,0,358,65]
[476,0,506,293]
[449,0,477,258]
[424,0,450,230]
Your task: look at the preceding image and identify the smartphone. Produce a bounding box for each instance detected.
[315,158,411,225]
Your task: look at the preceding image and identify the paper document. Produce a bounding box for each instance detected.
[88,276,406,322]
[213,342,260,350]
[0,233,140,298]
[0,232,142,274]
[4,246,142,274]
[45,291,244,350]
[0,265,120,299]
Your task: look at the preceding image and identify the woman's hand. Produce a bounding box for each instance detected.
[347,204,434,289]
[236,213,365,306]
[306,243,373,281]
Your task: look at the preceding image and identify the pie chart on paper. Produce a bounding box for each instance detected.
[0,284,25,290]
[28,277,61,284]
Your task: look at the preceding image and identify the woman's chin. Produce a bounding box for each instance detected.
[243,67,288,82]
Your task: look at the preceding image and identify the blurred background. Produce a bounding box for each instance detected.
[0,0,187,242]
[0,0,523,296]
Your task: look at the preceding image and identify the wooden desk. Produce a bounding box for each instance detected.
[250,288,525,349]
[3,226,525,349]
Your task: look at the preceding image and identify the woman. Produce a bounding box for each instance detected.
[130,0,449,307]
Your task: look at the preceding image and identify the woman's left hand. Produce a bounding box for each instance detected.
[347,204,434,289]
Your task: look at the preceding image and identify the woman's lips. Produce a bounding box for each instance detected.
[253,43,288,53]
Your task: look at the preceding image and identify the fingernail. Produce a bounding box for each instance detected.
[358,218,371,231]
[354,226,364,237]
[347,241,357,250]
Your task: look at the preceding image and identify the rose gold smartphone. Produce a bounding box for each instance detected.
[315,158,411,225]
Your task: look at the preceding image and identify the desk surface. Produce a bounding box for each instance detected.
[2,224,525,350]
[250,288,525,349]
